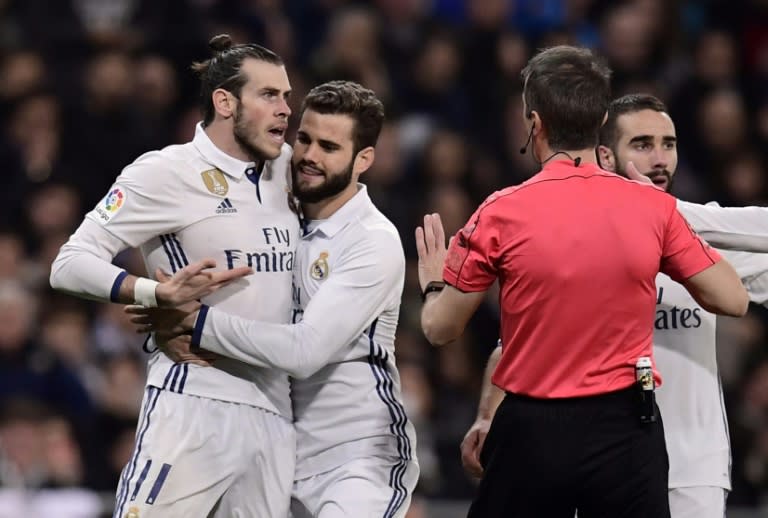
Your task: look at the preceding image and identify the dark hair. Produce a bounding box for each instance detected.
[599,93,668,150]
[191,34,283,126]
[301,80,385,154]
[521,46,611,150]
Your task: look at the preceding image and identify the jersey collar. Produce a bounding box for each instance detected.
[192,122,255,179]
[304,184,371,239]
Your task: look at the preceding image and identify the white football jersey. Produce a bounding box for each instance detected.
[193,185,418,478]
[656,200,768,489]
[677,199,768,253]
[51,124,300,417]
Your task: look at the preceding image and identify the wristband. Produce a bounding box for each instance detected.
[134,277,160,307]
[421,281,446,302]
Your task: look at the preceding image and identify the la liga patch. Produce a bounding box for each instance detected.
[94,187,125,223]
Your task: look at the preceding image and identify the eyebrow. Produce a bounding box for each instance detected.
[297,131,342,150]
[628,134,677,144]
[259,86,292,98]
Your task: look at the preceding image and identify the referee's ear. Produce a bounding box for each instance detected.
[597,145,616,172]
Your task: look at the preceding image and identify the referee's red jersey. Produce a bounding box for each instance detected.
[444,160,721,398]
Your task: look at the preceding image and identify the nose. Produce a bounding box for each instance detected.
[301,143,320,163]
[277,96,291,119]
[651,146,668,170]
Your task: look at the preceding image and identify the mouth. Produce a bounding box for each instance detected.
[298,163,324,179]
[267,126,287,144]
[645,172,670,190]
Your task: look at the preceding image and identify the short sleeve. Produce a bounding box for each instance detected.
[661,203,722,282]
[443,205,500,292]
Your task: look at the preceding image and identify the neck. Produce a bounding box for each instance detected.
[303,184,359,220]
[204,120,253,162]
[533,140,597,167]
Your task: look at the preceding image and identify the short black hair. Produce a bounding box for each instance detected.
[301,80,385,154]
[599,94,669,150]
[521,46,612,150]
[191,34,283,126]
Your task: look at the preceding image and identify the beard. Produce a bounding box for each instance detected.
[615,154,675,193]
[643,169,675,193]
[232,102,276,161]
[292,159,354,204]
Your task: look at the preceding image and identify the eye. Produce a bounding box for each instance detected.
[634,142,651,151]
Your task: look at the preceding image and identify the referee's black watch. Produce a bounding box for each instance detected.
[421,281,446,302]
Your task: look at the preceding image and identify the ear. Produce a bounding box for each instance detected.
[530,110,542,136]
[353,147,375,176]
[597,145,616,172]
[212,89,235,119]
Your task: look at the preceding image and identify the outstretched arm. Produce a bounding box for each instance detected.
[677,200,768,253]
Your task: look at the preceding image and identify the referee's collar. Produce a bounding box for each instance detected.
[303,184,370,239]
[192,122,255,179]
[539,159,603,178]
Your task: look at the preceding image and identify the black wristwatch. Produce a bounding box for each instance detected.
[421,281,446,302]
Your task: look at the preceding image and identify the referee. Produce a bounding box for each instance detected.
[415,45,749,518]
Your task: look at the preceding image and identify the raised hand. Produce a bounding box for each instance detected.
[415,213,448,291]
[154,259,252,307]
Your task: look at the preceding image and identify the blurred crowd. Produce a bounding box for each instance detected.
[1,0,768,515]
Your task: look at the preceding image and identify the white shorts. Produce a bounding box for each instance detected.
[668,486,727,518]
[290,456,419,518]
[113,386,295,518]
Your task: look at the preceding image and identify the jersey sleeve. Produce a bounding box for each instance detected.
[193,230,405,379]
[50,152,182,302]
[677,200,768,253]
[84,152,183,248]
[719,249,768,306]
[660,200,722,283]
[442,203,500,292]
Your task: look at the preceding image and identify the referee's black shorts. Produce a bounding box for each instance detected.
[468,386,670,518]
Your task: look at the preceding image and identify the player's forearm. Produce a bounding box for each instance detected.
[476,344,504,421]
[194,306,339,379]
[50,241,129,302]
[677,200,768,252]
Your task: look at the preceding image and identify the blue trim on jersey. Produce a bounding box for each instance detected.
[159,235,180,273]
[365,319,413,518]
[130,459,152,502]
[170,234,188,266]
[110,271,128,302]
[115,387,162,518]
[191,305,210,348]
[178,364,189,393]
[169,364,182,392]
[146,463,172,505]
[161,364,176,390]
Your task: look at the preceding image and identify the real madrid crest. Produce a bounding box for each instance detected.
[310,252,330,280]
[201,168,229,196]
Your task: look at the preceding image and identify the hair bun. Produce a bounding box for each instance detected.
[209,34,233,53]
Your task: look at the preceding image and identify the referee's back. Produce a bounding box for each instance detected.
[444,159,720,399]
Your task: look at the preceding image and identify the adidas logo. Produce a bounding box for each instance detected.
[215,198,237,214]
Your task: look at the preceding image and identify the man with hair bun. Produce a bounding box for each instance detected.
[129,80,419,517]
[51,35,298,517]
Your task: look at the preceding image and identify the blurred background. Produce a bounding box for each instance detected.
[1,0,768,516]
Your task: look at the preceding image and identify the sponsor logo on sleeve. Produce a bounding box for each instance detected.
[94,187,125,223]
[201,168,228,196]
